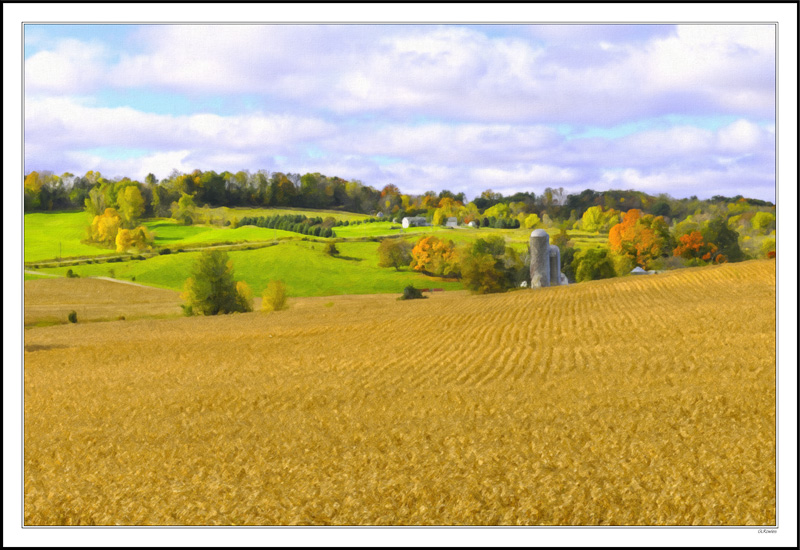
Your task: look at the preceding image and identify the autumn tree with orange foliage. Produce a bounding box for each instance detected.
[608,209,670,268]
[410,236,458,277]
[672,230,729,265]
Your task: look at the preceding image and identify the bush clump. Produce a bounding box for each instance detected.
[68,311,78,323]
[262,280,288,312]
[399,286,426,300]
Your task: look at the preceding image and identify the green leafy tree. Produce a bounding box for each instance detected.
[572,248,616,283]
[84,187,107,218]
[750,211,776,234]
[579,205,605,233]
[523,213,541,229]
[701,217,745,262]
[171,192,197,225]
[117,185,145,228]
[460,236,521,294]
[377,239,413,270]
[182,250,252,315]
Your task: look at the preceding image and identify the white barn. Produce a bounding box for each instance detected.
[402,216,429,229]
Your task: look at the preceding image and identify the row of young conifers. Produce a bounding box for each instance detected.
[24,259,776,525]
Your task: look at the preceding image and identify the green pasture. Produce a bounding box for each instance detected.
[36,240,464,297]
[25,212,613,268]
[24,212,109,262]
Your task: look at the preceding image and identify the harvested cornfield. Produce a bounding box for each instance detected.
[23,260,776,525]
[24,277,183,326]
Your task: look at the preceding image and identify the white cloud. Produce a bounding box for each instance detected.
[716,119,770,153]
[25,39,107,95]
[24,25,776,126]
[25,97,335,155]
[65,150,194,181]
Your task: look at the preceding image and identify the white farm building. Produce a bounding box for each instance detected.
[402,216,429,229]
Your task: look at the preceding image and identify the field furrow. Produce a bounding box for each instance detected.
[23,260,777,526]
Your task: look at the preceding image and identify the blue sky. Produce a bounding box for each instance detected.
[23,23,777,201]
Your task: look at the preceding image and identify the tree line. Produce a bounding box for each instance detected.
[24,168,772,222]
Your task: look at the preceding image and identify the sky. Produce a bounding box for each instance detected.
[22,23,778,202]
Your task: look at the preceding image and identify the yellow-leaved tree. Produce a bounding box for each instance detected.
[89,208,122,246]
[410,236,458,277]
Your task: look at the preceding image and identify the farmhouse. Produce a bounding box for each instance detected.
[402,216,429,229]
[445,217,458,228]
[630,266,654,275]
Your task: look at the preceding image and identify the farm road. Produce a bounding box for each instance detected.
[92,276,158,289]
[25,270,166,290]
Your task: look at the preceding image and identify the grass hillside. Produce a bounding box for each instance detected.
[24,212,109,262]
[25,212,607,268]
[23,260,776,525]
[33,239,464,297]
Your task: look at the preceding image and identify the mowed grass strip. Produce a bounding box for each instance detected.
[23,260,776,526]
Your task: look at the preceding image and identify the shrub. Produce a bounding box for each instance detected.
[68,311,78,323]
[611,251,636,277]
[760,238,776,258]
[262,280,288,312]
[573,248,616,283]
[399,286,426,300]
[159,248,172,255]
[461,252,508,294]
[561,246,577,283]
[324,242,339,256]
[235,281,254,312]
[65,269,79,278]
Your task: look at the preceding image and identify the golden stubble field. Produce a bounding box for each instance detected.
[23,260,776,525]
[24,277,183,326]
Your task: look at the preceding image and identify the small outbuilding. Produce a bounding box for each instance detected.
[630,266,653,275]
[445,217,458,228]
[402,216,429,229]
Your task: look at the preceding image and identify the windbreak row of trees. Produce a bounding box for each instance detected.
[236,214,339,238]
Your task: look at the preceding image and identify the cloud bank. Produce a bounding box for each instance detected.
[24,24,776,201]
